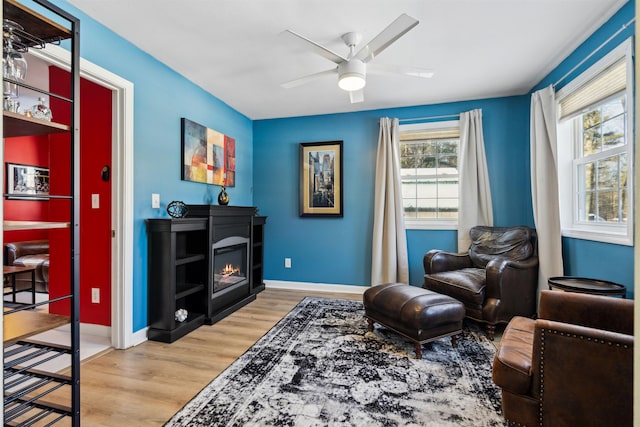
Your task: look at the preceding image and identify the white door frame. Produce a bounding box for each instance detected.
[30,46,135,349]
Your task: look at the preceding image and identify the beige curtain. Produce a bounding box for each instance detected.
[458,109,493,251]
[530,86,564,296]
[371,117,409,285]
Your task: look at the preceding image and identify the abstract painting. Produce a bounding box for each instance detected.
[181,118,236,187]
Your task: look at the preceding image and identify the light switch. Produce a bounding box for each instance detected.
[91,194,100,209]
[152,193,160,209]
[91,288,100,303]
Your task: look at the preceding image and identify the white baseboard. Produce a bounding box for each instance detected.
[265,280,368,295]
[131,327,149,347]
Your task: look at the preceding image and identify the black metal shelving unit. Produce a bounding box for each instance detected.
[2,0,80,425]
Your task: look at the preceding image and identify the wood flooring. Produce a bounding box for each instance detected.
[78,288,363,426]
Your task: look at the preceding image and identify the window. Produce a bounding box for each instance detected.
[556,38,633,245]
[399,121,460,229]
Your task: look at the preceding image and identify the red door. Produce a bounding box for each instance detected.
[48,67,113,326]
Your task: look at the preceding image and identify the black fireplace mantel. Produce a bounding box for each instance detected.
[145,205,266,342]
[187,204,266,324]
[188,204,258,219]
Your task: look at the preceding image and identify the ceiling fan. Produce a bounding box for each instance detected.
[281,13,434,104]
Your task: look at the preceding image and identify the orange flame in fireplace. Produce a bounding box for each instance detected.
[220,263,241,277]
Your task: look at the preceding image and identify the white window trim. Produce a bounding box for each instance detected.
[556,37,634,246]
[405,219,458,231]
[399,120,460,231]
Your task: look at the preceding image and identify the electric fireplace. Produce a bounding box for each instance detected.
[187,204,263,325]
[212,236,249,295]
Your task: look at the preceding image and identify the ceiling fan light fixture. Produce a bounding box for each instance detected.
[338,60,366,92]
[339,74,366,91]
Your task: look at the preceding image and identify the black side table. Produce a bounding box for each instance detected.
[3,265,37,305]
[548,276,626,298]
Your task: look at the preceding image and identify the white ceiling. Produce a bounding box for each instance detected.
[67,0,627,120]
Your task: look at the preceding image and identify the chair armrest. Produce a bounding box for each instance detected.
[486,256,539,275]
[482,256,538,322]
[484,256,539,299]
[423,249,472,274]
[538,289,634,335]
[530,319,633,425]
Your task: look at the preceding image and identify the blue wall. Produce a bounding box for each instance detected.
[562,237,634,297]
[48,1,255,331]
[533,1,635,298]
[254,96,532,287]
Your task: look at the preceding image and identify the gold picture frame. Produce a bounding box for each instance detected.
[299,141,343,217]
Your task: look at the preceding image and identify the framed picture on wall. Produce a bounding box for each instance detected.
[299,141,343,217]
[6,163,50,200]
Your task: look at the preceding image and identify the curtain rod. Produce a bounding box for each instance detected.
[553,17,635,88]
[398,113,460,123]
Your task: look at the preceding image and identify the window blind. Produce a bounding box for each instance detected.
[400,128,459,141]
[559,59,626,121]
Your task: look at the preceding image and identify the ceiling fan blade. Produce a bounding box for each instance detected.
[354,13,419,63]
[349,89,364,104]
[281,68,337,89]
[282,29,347,64]
[368,63,435,79]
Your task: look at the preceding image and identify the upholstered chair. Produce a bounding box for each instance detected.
[422,226,538,339]
[5,240,50,293]
[492,290,633,426]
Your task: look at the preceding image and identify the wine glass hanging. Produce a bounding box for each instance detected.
[2,17,55,114]
[3,19,28,100]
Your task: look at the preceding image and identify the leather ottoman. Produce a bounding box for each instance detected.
[363,282,465,358]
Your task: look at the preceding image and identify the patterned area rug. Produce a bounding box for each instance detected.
[165,297,507,427]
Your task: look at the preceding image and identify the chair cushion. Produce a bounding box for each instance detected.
[424,267,486,306]
[492,316,535,395]
[468,226,534,268]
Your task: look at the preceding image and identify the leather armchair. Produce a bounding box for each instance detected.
[492,290,633,426]
[5,240,49,293]
[423,226,538,339]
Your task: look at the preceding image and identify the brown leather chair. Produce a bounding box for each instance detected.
[423,226,538,339]
[5,240,49,293]
[492,290,633,426]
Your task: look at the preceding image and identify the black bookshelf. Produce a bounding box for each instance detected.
[146,218,208,342]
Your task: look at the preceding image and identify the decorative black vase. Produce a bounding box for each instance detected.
[167,201,188,218]
[218,187,229,205]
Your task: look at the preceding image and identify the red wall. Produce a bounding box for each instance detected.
[4,135,51,243]
[5,66,113,326]
[77,72,112,326]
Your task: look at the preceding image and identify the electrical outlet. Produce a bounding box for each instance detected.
[285,258,292,268]
[152,193,160,209]
[91,288,100,303]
